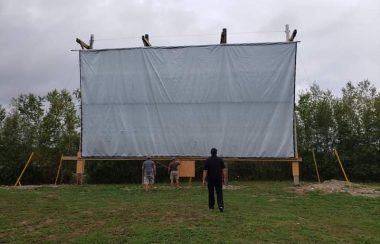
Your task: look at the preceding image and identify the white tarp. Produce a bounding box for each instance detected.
[80,42,297,158]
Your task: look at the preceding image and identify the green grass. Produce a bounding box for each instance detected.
[0,182,379,243]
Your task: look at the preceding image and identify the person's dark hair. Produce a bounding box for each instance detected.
[211,148,217,156]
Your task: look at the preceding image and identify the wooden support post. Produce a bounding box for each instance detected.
[292,103,300,185]
[54,155,64,185]
[311,150,321,184]
[89,34,94,49]
[292,161,300,186]
[15,152,34,186]
[333,148,352,188]
[76,151,85,185]
[289,29,297,41]
[285,24,290,41]
[76,34,94,50]
[76,38,90,49]
[142,34,151,47]
[220,28,227,44]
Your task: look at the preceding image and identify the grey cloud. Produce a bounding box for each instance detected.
[0,0,379,105]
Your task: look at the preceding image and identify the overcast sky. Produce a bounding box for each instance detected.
[0,0,379,106]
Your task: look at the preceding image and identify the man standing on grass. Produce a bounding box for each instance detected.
[142,156,156,191]
[168,157,181,187]
[203,148,226,212]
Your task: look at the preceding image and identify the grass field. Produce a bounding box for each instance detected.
[1,181,379,243]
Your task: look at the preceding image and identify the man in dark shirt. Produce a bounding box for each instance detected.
[203,148,226,212]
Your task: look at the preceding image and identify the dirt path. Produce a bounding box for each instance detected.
[293,179,380,197]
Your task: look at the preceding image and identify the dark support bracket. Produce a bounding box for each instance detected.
[89,34,94,49]
[142,34,151,47]
[289,29,297,42]
[76,38,90,49]
[220,28,227,44]
[76,34,94,49]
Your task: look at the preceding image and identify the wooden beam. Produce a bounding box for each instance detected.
[220,28,227,44]
[285,24,290,41]
[89,34,94,49]
[142,33,151,47]
[54,155,64,185]
[15,152,34,186]
[333,148,352,188]
[292,161,300,185]
[79,156,302,162]
[76,38,90,49]
[289,29,297,41]
[312,150,321,184]
[61,156,78,161]
[292,107,300,185]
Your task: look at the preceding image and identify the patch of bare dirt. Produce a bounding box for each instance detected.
[223,184,247,190]
[0,184,59,190]
[293,179,380,197]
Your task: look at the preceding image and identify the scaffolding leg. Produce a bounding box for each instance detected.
[15,152,34,186]
[312,150,321,184]
[54,155,63,185]
[333,148,352,188]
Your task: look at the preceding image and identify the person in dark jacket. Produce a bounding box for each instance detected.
[203,148,226,212]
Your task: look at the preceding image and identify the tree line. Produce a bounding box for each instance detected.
[297,80,380,182]
[0,80,379,185]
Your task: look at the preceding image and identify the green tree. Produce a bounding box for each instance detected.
[0,95,45,184]
[39,89,80,183]
[296,83,337,180]
[0,105,5,127]
[0,111,27,184]
[13,94,44,149]
[297,80,380,182]
[0,90,80,185]
[333,80,379,180]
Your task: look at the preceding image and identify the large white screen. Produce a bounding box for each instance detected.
[80,42,297,158]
